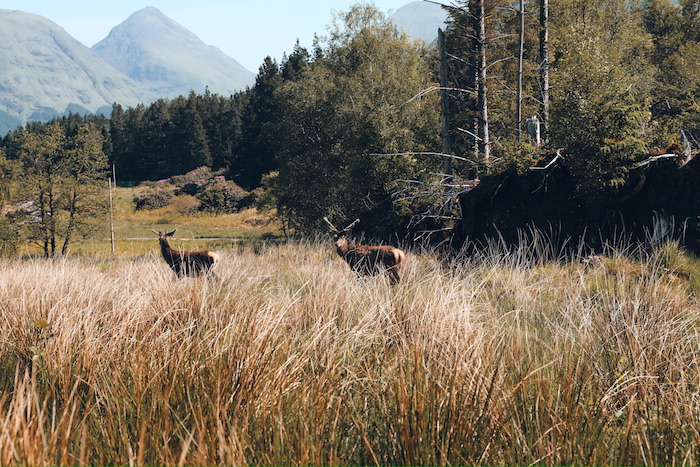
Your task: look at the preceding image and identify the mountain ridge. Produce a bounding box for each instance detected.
[0,7,256,135]
[92,7,255,99]
[0,9,144,134]
[0,3,446,135]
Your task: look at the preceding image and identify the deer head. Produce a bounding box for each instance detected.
[324,217,360,253]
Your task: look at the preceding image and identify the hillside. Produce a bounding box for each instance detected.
[0,7,256,135]
[92,7,255,99]
[0,10,143,134]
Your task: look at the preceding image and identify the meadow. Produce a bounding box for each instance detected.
[1,233,700,465]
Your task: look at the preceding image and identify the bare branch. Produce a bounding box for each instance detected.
[370,151,474,163]
[529,150,564,171]
[405,86,477,105]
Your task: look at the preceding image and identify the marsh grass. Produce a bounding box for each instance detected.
[1,239,699,465]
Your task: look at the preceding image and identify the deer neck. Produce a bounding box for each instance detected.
[336,237,355,257]
[159,238,176,260]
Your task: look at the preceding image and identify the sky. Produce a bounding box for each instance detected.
[3,0,416,72]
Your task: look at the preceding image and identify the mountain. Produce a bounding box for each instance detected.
[92,7,255,100]
[0,9,144,135]
[389,1,448,43]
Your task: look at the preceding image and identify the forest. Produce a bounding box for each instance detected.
[1,0,699,250]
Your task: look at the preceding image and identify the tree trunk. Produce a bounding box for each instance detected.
[517,0,525,142]
[539,0,550,140]
[475,0,491,163]
[438,28,453,182]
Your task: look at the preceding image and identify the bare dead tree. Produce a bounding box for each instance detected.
[539,0,550,140]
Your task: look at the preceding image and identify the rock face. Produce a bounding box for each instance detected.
[454,151,700,255]
[92,7,255,99]
[0,9,143,134]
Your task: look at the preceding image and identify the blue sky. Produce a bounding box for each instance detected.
[3,0,415,72]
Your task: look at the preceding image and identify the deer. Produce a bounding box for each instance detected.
[152,230,220,277]
[324,217,406,285]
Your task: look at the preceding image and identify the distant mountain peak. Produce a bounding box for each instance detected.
[92,7,254,98]
[389,1,448,43]
[0,9,143,134]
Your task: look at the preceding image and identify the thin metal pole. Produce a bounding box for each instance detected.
[109,176,115,254]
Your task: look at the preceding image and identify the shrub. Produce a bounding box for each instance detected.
[134,188,173,210]
[170,194,201,215]
[169,167,215,188]
[0,217,17,257]
[132,168,252,214]
[197,180,251,214]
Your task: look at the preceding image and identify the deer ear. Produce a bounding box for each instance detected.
[152,230,161,236]
[166,229,176,237]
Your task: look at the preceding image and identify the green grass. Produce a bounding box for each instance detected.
[20,186,284,257]
[1,239,700,465]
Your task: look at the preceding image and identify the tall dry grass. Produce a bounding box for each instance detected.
[0,239,699,465]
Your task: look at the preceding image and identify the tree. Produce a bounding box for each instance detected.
[0,147,17,256]
[539,0,550,139]
[473,0,492,162]
[548,0,653,192]
[235,56,284,189]
[272,4,440,235]
[13,122,108,256]
[643,0,700,145]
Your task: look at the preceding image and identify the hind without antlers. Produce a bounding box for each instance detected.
[323,217,405,285]
[153,230,220,277]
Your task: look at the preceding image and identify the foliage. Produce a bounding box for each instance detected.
[133,185,174,210]
[0,217,17,258]
[169,166,215,189]
[10,122,108,256]
[642,0,700,146]
[109,90,247,182]
[272,4,441,235]
[134,167,251,214]
[196,179,251,214]
[1,0,700,239]
[493,141,542,175]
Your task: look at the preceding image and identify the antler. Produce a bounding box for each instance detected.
[323,217,339,233]
[343,219,360,232]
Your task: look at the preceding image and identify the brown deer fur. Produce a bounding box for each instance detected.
[153,230,219,277]
[324,217,405,285]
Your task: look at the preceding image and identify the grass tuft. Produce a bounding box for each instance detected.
[0,240,699,465]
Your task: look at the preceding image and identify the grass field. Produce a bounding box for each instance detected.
[20,186,283,257]
[1,234,700,465]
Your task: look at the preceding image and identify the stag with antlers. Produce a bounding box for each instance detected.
[324,217,406,285]
[153,230,220,277]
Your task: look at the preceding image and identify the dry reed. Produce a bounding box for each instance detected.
[0,239,699,465]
